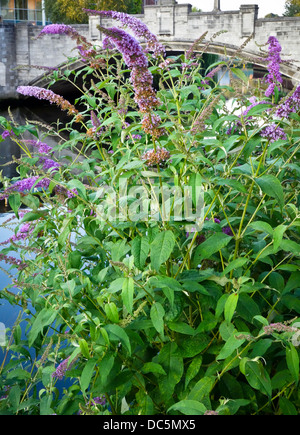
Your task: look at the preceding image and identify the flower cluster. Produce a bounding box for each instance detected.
[1,130,15,140]
[275,85,300,118]
[264,36,283,98]
[142,147,170,167]
[22,139,60,172]
[100,26,148,68]
[54,185,78,200]
[11,223,34,243]
[0,176,50,201]
[23,139,53,154]
[141,113,165,139]
[226,98,269,135]
[98,26,163,137]
[37,24,80,38]
[122,122,142,141]
[260,124,287,143]
[92,395,106,406]
[52,356,76,380]
[17,86,81,120]
[263,322,298,335]
[191,94,221,135]
[130,67,161,113]
[0,253,28,271]
[83,9,165,58]
[86,111,104,138]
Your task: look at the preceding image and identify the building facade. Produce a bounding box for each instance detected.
[0,0,43,24]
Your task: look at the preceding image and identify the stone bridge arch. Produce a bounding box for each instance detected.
[2,1,300,100]
[27,38,300,98]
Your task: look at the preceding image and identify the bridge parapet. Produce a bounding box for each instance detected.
[1,2,300,100]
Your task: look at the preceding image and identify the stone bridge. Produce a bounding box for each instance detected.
[1,0,300,100]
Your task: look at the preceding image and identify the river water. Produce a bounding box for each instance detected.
[0,104,64,364]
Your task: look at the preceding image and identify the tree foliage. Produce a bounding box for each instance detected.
[44,0,143,24]
[284,0,300,16]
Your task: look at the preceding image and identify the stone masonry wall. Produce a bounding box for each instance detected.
[1,2,300,100]
[0,23,18,99]
[0,22,89,100]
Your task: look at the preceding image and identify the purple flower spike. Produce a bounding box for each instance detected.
[1,130,15,140]
[264,36,283,97]
[52,356,76,380]
[83,9,165,58]
[261,124,287,143]
[17,86,79,118]
[275,85,300,119]
[222,226,233,236]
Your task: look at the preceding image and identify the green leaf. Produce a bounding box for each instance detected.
[221,258,248,276]
[246,103,272,117]
[273,224,287,251]
[108,277,125,294]
[255,174,284,210]
[21,193,40,211]
[13,325,22,346]
[231,67,249,84]
[105,324,131,355]
[187,376,215,404]
[189,172,203,207]
[150,231,175,271]
[152,275,182,292]
[8,194,21,217]
[7,368,31,380]
[28,308,57,347]
[279,397,298,415]
[168,400,206,415]
[135,390,154,415]
[237,293,260,324]
[122,277,134,314]
[244,360,272,397]
[131,235,150,270]
[105,302,119,323]
[39,393,54,416]
[249,221,274,236]
[280,239,300,256]
[179,334,210,358]
[8,385,21,413]
[286,344,299,386]
[282,272,300,296]
[57,217,73,247]
[224,293,239,324]
[79,338,90,359]
[80,359,97,394]
[150,302,165,337]
[141,362,167,376]
[185,355,202,389]
[99,353,115,384]
[21,211,44,223]
[216,178,247,193]
[67,179,86,199]
[157,343,184,401]
[193,232,232,265]
[217,334,246,360]
[167,321,195,335]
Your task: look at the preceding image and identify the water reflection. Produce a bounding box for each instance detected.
[0,104,67,213]
[0,213,23,364]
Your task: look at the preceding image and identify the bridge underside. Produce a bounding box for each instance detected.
[27,40,300,99]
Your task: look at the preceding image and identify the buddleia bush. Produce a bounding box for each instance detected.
[0,11,299,416]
